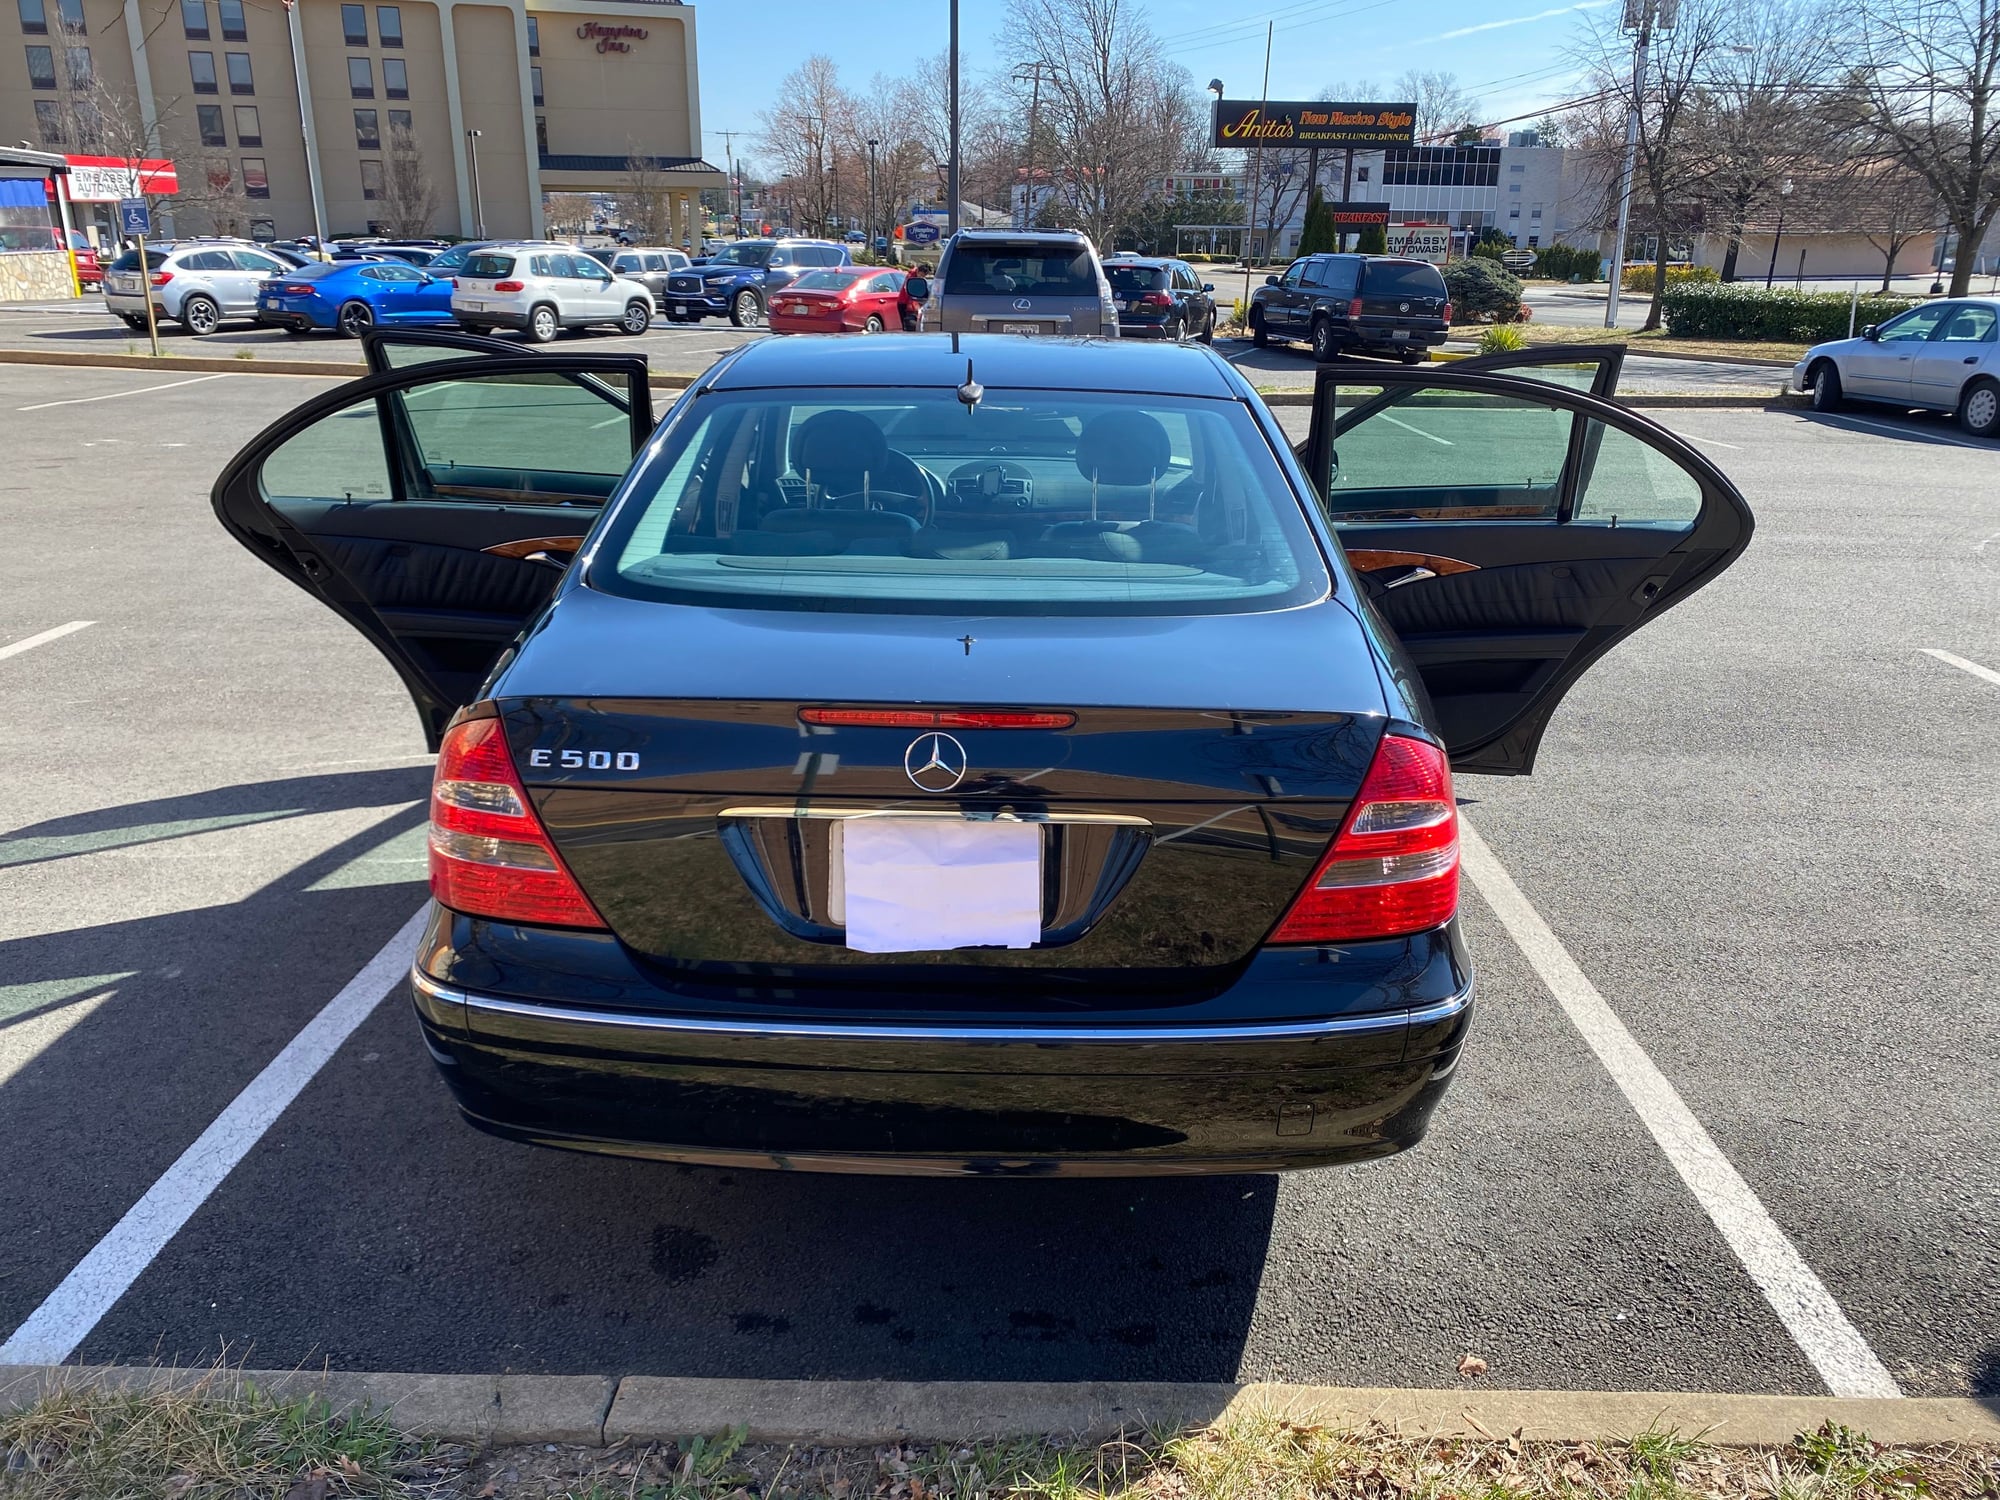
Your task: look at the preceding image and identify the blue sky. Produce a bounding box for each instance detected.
[694,0,1606,168]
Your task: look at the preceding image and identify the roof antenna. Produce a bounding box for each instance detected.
[957,357,983,411]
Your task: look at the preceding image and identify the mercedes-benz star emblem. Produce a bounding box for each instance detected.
[1012,297,1033,311]
[904,732,969,792]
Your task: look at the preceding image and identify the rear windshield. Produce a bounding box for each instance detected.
[943,245,1098,296]
[108,248,170,271]
[462,253,515,278]
[1107,265,1169,292]
[1363,261,1448,297]
[792,269,862,291]
[591,388,1327,616]
[708,242,773,267]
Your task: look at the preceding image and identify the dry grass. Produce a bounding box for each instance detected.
[4,1382,1996,1500]
[1509,324,1811,363]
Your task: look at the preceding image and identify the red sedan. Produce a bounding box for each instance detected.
[767,266,906,334]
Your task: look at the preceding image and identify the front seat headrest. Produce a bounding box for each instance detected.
[1075,411,1172,487]
[791,409,890,495]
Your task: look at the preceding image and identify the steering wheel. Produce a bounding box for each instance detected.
[818,452,938,527]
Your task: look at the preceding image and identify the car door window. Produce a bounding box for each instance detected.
[183,250,232,271]
[1321,383,1571,520]
[1571,424,1705,528]
[1299,258,1327,289]
[233,250,284,274]
[1280,261,1304,288]
[868,272,900,294]
[400,370,636,490]
[643,252,668,273]
[1936,305,1997,342]
[1878,305,1950,342]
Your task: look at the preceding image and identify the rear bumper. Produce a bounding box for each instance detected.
[254,306,328,331]
[409,935,1475,1176]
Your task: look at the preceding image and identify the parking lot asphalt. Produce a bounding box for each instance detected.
[0,361,1992,1396]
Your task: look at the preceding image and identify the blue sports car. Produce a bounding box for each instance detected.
[253,259,456,336]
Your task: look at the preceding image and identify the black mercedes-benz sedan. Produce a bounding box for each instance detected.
[213,331,1751,1175]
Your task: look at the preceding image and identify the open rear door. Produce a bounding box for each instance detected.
[213,352,654,748]
[1302,365,1752,774]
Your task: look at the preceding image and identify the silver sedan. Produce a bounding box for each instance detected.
[1792,296,2000,438]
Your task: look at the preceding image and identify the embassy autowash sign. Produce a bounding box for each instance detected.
[1212,101,1416,149]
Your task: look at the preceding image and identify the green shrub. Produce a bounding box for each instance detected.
[1621,263,1718,292]
[1660,283,1924,342]
[1297,188,1336,257]
[1533,243,1600,281]
[1442,256,1523,322]
[1478,324,1527,354]
[1354,223,1387,255]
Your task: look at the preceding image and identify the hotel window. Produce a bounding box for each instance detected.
[347,55,371,95]
[535,113,547,154]
[376,4,399,44]
[63,40,88,82]
[25,42,54,85]
[225,48,250,91]
[217,0,242,38]
[34,97,60,142]
[233,103,259,143]
[340,1,365,42]
[197,101,225,144]
[189,48,215,91]
[353,106,378,149]
[360,158,383,199]
[242,156,268,197]
[18,0,46,35]
[386,106,410,134]
[526,14,537,53]
[531,64,542,105]
[52,0,78,29]
[382,55,405,96]
[180,0,206,37]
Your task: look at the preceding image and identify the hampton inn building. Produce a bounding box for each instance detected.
[1,0,722,241]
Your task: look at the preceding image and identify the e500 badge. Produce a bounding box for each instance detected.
[527,748,642,770]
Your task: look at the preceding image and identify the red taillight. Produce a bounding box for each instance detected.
[1139,291,1173,307]
[450,276,459,287]
[280,282,315,295]
[1346,296,1363,319]
[799,708,1076,729]
[1268,732,1458,944]
[151,271,173,286]
[1443,302,1453,325]
[428,718,604,929]
[491,279,525,291]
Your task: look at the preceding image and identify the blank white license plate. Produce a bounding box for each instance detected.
[1392,328,1409,338]
[461,300,484,312]
[1001,322,1045,335]
[834,818,1042,953]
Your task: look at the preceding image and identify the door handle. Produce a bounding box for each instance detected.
[1967,356,1981,364]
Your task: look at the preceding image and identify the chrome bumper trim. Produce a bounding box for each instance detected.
[411,966,1472,1046]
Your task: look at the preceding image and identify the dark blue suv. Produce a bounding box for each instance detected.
[662,239,850,327]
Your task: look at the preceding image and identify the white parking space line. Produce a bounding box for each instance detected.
[0,905,428,1365]
[1381,413,1451,446]
[1815,412,1987,449]
[17,373,233,412]
[0,620,95,663]
[1920,647,2000,689]
[1458,822,1904,1399]
[1678,432,1743,450]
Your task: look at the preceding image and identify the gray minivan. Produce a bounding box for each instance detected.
[929,230,1118,338]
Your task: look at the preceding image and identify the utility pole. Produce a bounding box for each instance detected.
[867,138,879,248]
[718,129,742,235]
[465,127,486,238]
[1241,21,1272,316]
[1012,63,1054,230]
[1605,0,1674,328]
[947,0,962,236]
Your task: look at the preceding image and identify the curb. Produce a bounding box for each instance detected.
[3,1368,1995,1448]
[0,348,703,387]
[1253,388,1797,409]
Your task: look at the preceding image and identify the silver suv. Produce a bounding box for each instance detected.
[101,239,295,335]
[928,230,1118,338]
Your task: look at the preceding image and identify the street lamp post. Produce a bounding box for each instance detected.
[1764,176,1793,289]
[465,128,486,238]
[866,138,878,250]
[947,0,961,236]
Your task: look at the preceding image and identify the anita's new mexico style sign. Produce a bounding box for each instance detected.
[1212,101,1417,149]
[576,20,647,51]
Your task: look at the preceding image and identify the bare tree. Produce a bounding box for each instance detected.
[1841,159,1944,286]
[1695,0,1843,279]
[1566,0,1732,328]
[618,153,676,243]
[172,152,252,236]
[377,124,440,238]
[543,190,594,237]
[1001,0,1208,247]
[1845,0,2000,295]
[1396,69,1481,141]
[758,55,856,235]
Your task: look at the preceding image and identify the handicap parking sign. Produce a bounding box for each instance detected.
[118,197,151,236]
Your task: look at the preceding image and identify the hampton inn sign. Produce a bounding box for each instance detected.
[577,21,649,51]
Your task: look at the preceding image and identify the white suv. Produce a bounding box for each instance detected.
[450,244,655,342]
